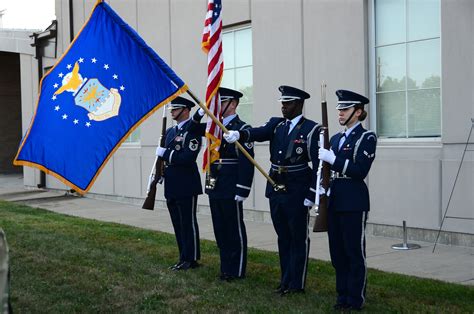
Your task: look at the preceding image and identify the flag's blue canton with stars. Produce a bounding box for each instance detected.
[212,0,222,23]
[14,1,187,194]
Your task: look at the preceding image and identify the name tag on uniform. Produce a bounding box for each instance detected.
[175,136,183,142]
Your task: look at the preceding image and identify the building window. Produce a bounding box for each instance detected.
[222,26,253,124]
[374,0,440,138]
[123,128,140,144]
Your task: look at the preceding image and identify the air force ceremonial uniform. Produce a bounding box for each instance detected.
[227,86,320,293]
[326,90,377,310]
[193,87,255,280]
[161,97,202,269]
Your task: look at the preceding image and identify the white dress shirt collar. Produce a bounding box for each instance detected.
[286,114,303,134]
[344,121,361,137]
[176,117,191,130]
[223,114,237,126]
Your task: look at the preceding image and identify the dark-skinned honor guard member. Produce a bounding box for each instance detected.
[318,89,377,311]
[155,96,203,271]
[193,87,255,282]
[224,85,321,295]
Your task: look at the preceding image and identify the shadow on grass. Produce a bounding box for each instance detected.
[0,200,472,312]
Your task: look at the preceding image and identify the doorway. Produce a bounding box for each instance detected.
[0,52,22,174]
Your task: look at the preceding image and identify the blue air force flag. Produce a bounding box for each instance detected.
[14,1,187,194]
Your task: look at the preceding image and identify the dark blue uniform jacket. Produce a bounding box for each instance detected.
[208,116,255,199]
[191,114,255,200]
[328,124,377,212]
[240,117,320,201]
[162,119,203,199]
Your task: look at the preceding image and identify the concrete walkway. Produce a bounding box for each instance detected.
[0,174,472,286]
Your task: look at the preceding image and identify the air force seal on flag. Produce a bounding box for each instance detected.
[53,61,123,123]
[13,1,187,194]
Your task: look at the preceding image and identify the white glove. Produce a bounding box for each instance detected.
[319,148,336,165]
[318,186,326,196]
[155,146,166,157]
[223,130,240,143]
[198,108,205,116]
[234,195,246,202]
[303,198,314,207]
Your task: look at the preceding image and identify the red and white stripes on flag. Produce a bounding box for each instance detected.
[201,0,223,171]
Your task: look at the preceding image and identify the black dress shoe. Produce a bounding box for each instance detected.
[219,273,231,281]
[175,261,200,270]
[219,273,244,282]
[333,303,350,311]
[227,275,244,282]
[346,305,362,311]
[280,288,305,296]
[274,285,287,294]
[220,274,232,281]
[169,261,183,270]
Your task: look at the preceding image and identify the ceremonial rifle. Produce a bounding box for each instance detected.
[313,83,330,232]
[142,108,167,210]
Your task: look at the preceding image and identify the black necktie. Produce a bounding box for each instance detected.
[338,133,346,151]
[284,120,291,136]
[166,126,178,146]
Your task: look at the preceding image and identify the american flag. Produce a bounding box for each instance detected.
[202,0,223,170]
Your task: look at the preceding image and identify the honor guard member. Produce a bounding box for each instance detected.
[318,90,377,311]
[193,87,255,281]
[224,85,321,295]
[156,96,203,271]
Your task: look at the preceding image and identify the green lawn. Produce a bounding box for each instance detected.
[0,200,472,313]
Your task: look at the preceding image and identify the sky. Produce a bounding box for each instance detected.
[0,0,55,30]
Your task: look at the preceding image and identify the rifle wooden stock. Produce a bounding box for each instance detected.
[142,114,167,210]
[313,85,330,232]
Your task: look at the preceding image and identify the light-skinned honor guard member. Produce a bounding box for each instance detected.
[224,85,321,295]
[318,90,377,311]
[155,96,202,271]
[193,87,255,281]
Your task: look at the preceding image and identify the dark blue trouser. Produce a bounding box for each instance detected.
[328,210,368,308]
[209,198,247,277]
[166,196,200,262]
[269,195,310,290]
